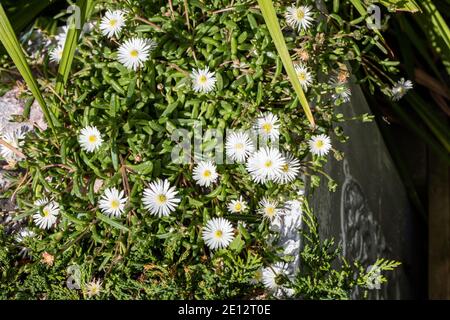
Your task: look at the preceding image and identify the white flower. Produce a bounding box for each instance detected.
[285,5,314,32]
[262,262,290,292]
[49,45,64,63]
[142,179,180,217]
[259,198,281,221]
[190,67,217,93]
[392,78,413,101]
[308,134,332,157]
[99,187,127,217]
[250,268,263,285]
[78,126,103,153]
[99,10,126,38]
[15,228,35,243]
[227,196,248,214]
[274,152,300,184]
[294,63,313,90]
[55,26,69,46]
[246,147,285,184]
[85,279,102,298]
[330,78,351,103]
[117,38,155,71]
[33,198,59,230]
[256,112,280,141]
[193,160,218,187]
[225,131,255,163]
[0,129,25,162]
[202,217,235,250]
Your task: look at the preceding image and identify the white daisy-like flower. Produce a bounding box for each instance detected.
[142,179,180,217]
[308,134,332,157]
[274,152,300,184]
[85,279,102,298]
[255,112,280,141]
[202,217,235,250]
[49,45,64,63]
[0,129,25,162]
[78,126,103,153]
[190,67,217,93]
[259,198,282,221]
[15,228,35,243]
[99,187,127,218]
[250,267,263,285]
[285,5,314,32]
[117,38,155,71]
[33,198,59,230]
[391,78,413,101]
[330,78,351,103]
[99,10,126,38]
[193,160,218,187]
[227,196,248,214]
[225,131,255,163]
[55,26,69,46]
[262,262,290,292]
[246,147,285,184]
[294,63,313,90]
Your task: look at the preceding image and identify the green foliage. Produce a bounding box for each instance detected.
[0,0,402,299]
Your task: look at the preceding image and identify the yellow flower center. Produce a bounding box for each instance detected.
[264,160,273,168]
[42,208,50,217]
[110,199,120,209]
[262,123,272,133]
[156,194,167,204]
[214,230,223,238]
[88,135,97,143]
[234,202,242,211]
[298,72,306,82]
[130,49,139,58]
[203,170,211,178]
[109,19,117,27]
[198,75,207,84]
[235,143,244,150]
[266,207,275,217]
[297,9,305,20]
[255,270,262,281]
[282,163,289,172]
[315,140,324,148]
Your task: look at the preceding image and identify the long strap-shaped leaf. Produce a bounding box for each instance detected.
[0,3,56,131]
[55,0,95,95]
[256,0,315,127]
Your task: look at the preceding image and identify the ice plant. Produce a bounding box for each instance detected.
[227,196,248,213]
[85,279,102,298]
[78,126,103,153]
[99,10,126,38]
[142,179,180,217]
[117,38,155,70]
[274,152,300,184]
[225,131,255,163]
[202,217,235,250]
[391,78,413,101]
[308,134,332,156]
[190,67,217,93]
[256,112,280,141]
[294,63,313,90]
[258,198,281,221]
[0,129,25,162]
[246,147,285,184]
[99,187,127,217]
[33,198,59,230]
[262,262,290,292]
[285,5,314,31]
[193,160,218,187]
[49,45,64,63]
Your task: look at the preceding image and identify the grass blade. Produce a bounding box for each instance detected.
[256,0,315,127]
[55,0,95,95]
[0,3,56,131]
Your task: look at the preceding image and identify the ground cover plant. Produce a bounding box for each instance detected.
[0,0,407,299]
